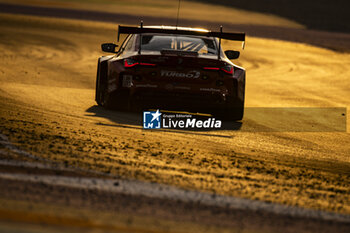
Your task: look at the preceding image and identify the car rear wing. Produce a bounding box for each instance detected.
[117,24,246,58]
[118,25,245,42]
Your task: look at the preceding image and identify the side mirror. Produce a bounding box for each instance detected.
[101,43,118,53]
[225,50,240,59]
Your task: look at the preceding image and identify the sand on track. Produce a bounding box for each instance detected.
[0,12,350,232]
[1,2,350,52]
[0,0,303,29]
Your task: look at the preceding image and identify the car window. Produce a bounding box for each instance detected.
[123,34,136,52]
[141,35,217,55]
[141,35,175,51]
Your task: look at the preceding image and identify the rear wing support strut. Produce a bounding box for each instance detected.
[218,25,222,60]
[138,21,143,55]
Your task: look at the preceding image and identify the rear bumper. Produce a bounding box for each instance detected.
[123,88,240,113]
[112,70,242,112]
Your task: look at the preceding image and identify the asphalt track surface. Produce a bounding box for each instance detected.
[0,3,350,233]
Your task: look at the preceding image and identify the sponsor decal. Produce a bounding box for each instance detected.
[199,88,221,92]
[135,84,158,88]
[161,70,200,79]
[143,110,221,129]
[174,86,191,90]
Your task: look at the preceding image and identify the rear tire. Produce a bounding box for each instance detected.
[213,99,244,121]
[95,59,113,108]
[217,74,246,121]
[229,100,244,121]
[95,59,102,106]
[214,77,245,121]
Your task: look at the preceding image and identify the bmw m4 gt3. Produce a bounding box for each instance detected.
[95,25,246,120]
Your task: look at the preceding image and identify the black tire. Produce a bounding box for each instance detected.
[95,59,102,106]
[214,75,245,121]
[213,99,244,121]
[228,99,245,121]
[95,59,113,108]
[96,59,130,110]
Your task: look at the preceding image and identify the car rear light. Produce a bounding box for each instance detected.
[203,67,220,71]
[124,59,156,68]
[203,65,234,75]
[221,65,234,75]
[124,58,138,68]
[140,63,156,66]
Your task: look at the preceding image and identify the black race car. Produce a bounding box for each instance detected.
[96,24,246,120]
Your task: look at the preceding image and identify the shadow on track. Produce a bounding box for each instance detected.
[191,0,350,33]
[85,105,242,137]
[86,105,347,134]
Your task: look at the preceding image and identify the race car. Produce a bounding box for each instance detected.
[95,24,246,120]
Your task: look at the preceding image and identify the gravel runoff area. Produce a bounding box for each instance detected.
[0,2,350,52]
[0,3,350,232]
[1,133,350,233]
